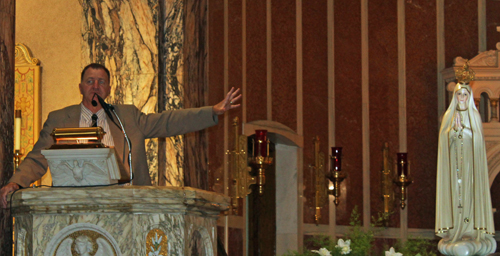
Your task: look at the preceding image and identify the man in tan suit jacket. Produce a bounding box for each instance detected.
[0,63,241,208]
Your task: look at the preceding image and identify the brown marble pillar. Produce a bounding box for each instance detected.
[183,0,209,189]
[0,0,15,254]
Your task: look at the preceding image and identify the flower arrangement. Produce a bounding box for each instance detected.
[282,206,437,256]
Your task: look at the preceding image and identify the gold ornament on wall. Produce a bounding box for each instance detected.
[308,136,327,225]
[227,117,255,215]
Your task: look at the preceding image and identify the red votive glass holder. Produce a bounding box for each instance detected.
[331,147,342,172]
[254,130,268,157]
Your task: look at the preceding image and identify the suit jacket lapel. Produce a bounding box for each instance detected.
[64,105,81,127]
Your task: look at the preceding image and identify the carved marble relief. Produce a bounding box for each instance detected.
[44,223,121,256]
[162,0,184,186]
[80,0,160,184]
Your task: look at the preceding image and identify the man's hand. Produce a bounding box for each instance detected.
[1,182,20,208]
[213,87,242,115]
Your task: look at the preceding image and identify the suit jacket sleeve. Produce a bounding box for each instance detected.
[123,105,219,138]
[9,111,59,187]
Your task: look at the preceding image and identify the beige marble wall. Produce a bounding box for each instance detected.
[15,0,82,121]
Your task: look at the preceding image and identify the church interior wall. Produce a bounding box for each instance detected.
[367,0,400,228]
[245,0,268,122]
[487,0,500,51]
[405,0,438,230]
[270,0,297,132]
[485,0,500,233]
[333,0,364,228]
[444,0,478,68]
[7,0,500,254]
[302,0,330,226]
[207,0,225,196]
[15,0,81,122]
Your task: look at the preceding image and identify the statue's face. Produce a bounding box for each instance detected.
[456,88,469,110]
[75,241,87,253]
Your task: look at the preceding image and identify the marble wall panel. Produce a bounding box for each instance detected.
[271,0,297,132]
[444,0,478,67]
[302,0,329,225]
[406,0,438,229]
[80,0,160,184]
[161,0,185,186]
[486,0,500,51]
[13,216,32,255]
[334,0,363,226]
[0,0,15,253]
[184,215,218,255]
[246,0,268,122]
[207,0,225,194]
[16,212,219,255]
[183,0,210,190]
[368,0,399,227]
[28,213,134,255]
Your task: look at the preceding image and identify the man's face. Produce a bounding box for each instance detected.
[79,68,111,106]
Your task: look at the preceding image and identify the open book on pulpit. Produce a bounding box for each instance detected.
[41,127,129,186]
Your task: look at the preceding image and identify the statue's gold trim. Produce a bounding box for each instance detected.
[435,227,454,234]
[455,60,475,84]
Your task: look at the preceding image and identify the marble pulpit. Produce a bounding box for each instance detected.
[9,186,229,256]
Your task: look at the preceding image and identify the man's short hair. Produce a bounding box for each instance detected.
[80,63,110,82]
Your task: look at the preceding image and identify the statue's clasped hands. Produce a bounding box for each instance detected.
[453,112,463,131]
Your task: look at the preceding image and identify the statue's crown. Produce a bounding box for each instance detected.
[455,60,475,84]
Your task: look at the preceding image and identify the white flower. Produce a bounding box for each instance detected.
[311,247,332,256]
[335,239,352,255]
[385,247,403,256]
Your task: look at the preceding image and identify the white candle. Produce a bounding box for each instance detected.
[15,110,21,151]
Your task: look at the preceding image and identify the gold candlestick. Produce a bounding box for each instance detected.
[393,157,412,209]
[393,174,413,209]
[13,150,22,172]
[326,147,346,206]
[249,155,273,195]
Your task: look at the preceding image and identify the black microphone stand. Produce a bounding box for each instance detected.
[110,106,133,185]
[93,93,134,184]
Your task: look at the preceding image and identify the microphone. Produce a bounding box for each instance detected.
[91,94,98,107]
[92,93,115,122]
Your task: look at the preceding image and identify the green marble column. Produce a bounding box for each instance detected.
[0,0,15,254]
